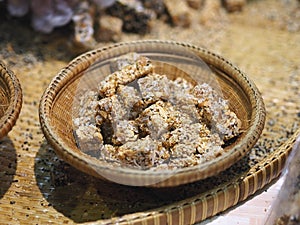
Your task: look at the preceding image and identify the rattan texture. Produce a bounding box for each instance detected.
[0,37,299,225]
[39,40,266,188]
[0,61,22,139]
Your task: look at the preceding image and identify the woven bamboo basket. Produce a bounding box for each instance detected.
[39,40,266,188]
[0,61,22,139]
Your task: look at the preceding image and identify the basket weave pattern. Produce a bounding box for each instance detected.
[0,61,22,139]
[0,38,298,224]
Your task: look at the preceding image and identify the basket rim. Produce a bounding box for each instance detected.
[0,61,23,139]
[39,40,266,186]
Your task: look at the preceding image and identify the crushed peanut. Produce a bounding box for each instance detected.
[73,53,241,170]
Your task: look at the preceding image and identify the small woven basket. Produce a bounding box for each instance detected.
[0,61,22,139]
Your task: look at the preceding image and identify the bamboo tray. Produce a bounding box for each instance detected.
[0,26,299,225]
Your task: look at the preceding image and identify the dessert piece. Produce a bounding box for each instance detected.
[74,53,241,170]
